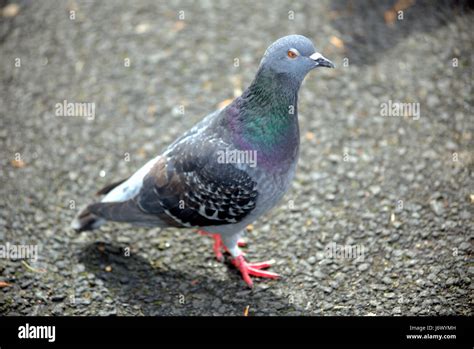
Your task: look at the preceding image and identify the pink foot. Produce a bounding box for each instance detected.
[231,255,280,288]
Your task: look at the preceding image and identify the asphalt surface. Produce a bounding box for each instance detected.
[1,0,472,316]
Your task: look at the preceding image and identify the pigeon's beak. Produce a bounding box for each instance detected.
[310,52,335,68]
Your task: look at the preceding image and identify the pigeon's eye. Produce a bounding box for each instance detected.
[287,49,298,59]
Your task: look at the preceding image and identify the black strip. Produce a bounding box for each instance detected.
[0,316,471,347]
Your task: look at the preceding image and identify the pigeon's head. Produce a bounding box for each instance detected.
[259,35,334,82]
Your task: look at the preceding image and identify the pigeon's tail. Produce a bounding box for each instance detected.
[71,199,165,232]
[70,204,106,232]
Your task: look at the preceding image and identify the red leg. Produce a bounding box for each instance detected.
[197,230,246,261]
[198,230,225,261]
[212,234,224,262]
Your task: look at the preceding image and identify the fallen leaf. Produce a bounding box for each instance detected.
[329,36,344,49]
[384,10,397,25]
[11,159,26,168]
[0,281,12,288]
[2,3,20,17]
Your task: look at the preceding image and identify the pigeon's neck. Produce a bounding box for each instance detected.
[228,67,301,167]
[241,67,301,116]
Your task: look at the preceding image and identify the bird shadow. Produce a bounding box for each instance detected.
[78,242,299,316]
[329,0,472,66]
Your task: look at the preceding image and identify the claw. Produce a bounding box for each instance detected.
[246,260,275,269]
[231,255,280,288]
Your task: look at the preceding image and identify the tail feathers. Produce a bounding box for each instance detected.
[70,205,106,232]
[71,200,163,232]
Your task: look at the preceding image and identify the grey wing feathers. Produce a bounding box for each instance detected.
[136,139,258,228]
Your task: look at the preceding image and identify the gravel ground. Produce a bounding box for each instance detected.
[1,0,472,316]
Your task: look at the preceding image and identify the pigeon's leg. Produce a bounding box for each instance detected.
[197,230,246,262]
[222,234,280,288]
[197,230,225,261]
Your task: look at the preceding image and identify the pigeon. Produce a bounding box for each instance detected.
[71,34,334,287]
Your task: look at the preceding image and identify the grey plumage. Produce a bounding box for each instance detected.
[71,34,334,286]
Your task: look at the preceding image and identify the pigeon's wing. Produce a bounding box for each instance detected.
[135,139,258,228]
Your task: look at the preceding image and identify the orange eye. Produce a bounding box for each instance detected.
[287,50,298,59]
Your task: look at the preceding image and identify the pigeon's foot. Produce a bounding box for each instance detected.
[197,230,246,262]
[231,255,279,288]
[197,230,278,287]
